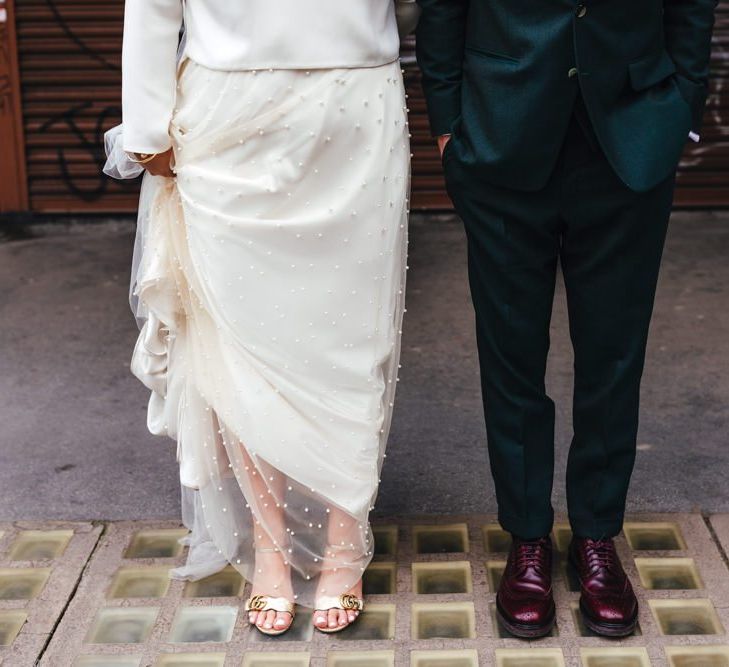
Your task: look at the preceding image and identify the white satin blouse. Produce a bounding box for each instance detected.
[121,0,404,154]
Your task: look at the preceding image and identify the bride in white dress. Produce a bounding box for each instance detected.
[106,0,418,637]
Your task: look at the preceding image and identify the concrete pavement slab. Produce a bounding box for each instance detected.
[708,514,729,574]
[0,521,102,666]
[29,514,729,667]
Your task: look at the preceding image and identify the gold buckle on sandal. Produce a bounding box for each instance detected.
[340,594,363,611]
[248,595,267,611]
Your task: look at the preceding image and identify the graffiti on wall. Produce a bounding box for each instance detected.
[38,100,126,202]
[45,0,119,70]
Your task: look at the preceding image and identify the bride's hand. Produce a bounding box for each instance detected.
[137,149,175,177]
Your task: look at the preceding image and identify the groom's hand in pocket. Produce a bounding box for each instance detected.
[437,134,451,159]
[142,149,175,178]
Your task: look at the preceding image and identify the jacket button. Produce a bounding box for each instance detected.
[568,67,579,78]
[576,4,587,17]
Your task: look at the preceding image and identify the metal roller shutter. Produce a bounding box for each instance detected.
[12,1,729,214]
[14,0,134,213]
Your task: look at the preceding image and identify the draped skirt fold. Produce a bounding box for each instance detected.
[128,58,410,605]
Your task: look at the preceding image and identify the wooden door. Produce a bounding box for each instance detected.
[0,0,28,213]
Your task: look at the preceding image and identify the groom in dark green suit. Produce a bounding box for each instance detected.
[416,0,716,638]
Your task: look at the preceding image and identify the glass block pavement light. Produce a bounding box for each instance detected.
[23,515,729,666]
[0,521,102,665]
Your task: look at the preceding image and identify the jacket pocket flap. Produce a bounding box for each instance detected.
[628,50,677,91]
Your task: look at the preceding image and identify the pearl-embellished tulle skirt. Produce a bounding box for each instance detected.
[127,58,409,605]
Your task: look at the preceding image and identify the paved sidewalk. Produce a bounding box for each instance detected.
[1,515,729,666]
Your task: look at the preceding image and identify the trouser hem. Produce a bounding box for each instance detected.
[498,510,554,540]
[568,515,624,540]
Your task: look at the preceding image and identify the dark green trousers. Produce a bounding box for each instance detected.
[443,104,675,540]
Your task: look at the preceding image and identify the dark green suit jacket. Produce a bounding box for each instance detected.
[416,0,716,192]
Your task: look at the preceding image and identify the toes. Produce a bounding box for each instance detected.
[313,607,360,630]
[314,611,328,628]
[248,611,258,625]
[274,612,290,629]
[265,610,277,629]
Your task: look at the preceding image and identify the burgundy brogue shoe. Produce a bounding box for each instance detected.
[495,535,555,638]
[569,536,638,637]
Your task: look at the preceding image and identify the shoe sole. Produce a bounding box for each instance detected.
[579,599,638,637]
[495,599,556,639]
[251,624,292,636]
[315,625,351,634]
[314,617,360,634]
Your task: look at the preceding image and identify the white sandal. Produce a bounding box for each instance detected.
[313,542,365,633]
[313,592,364,633]
[245,547,295,636]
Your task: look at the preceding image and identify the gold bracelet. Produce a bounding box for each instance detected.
[127,151,159,164]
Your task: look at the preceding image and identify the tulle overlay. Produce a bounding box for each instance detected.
[111,59,410,605]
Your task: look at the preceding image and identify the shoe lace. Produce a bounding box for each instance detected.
[514,538,548,573]
[583,538,618,573]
